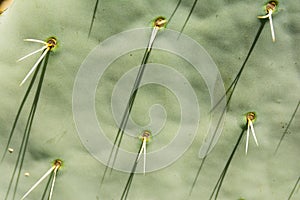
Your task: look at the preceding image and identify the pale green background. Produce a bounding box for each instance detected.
[0,0,299,199]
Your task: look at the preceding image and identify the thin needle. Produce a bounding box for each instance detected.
[137,140,146,172]
[48,166,59,200]
[24,39,48,45]
[257,1,277,42]
[179,0,198,35]
[258,10,275,42]
[137,131,150,175]
[275,100,300,154]
[120,131,151,200]
[20,48,50,86]
[20,159,62,200]
[41,172,53,200]
[245,112,258,154]
[20,166,55,200]
[88,0,100,38]
[246,122,250,154]
[288,176,300,200]
[209,112,256,199]
[167,0,182,25]
[120,143,143,200]
[249,120,258,146]
[143,140,146,175]
[209,129,245,200]
[147,27,159,52]
[268,10,275,42]
[17,46,48,62]
[209,19,267,113]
